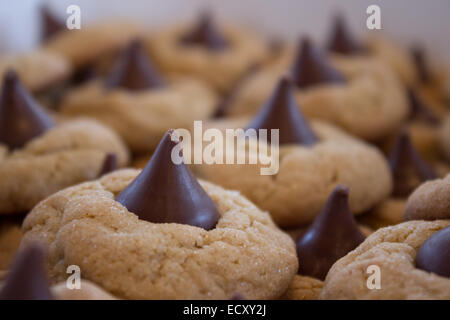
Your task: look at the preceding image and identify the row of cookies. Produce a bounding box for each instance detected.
[0,8,449,299]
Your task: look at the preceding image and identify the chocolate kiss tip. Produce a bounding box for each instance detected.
[180,11,228,50]
[116,131,220,230]
[41,6,64,41]
[416,226,450,278]
[388,130,438,197]
[0,244,53,300]
[407,88,440,125]
[246,76,318,146]
[327,14,363,55]
[99,153,119,176]
[0,70,54,149]
[104,39,165,91]
[291,37,346,89]
[295,185,365,280]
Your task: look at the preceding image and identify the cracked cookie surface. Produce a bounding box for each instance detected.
[21,169,298,299]
[194,120,392,227]
[320,220,450,299]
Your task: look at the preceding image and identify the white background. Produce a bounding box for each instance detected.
[1,0,449,65]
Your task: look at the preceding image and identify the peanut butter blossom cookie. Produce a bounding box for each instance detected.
[0,70,129,215]
[281,186,365,300]
[21,131,298,299]
[321,176,450,299]
[149,12,268,93]
[359,130,439,229]
[224,38,408,141]
[61,40,217,153]
[195,77,392,227]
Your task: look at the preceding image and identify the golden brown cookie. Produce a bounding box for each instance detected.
[0,49,71,92]
[61,78,216,153]
[320,220,450,299]
[0,119,129,214]
[21,169,298,299]
[148,16,268,94]
[195,120,392,227]
[404,175,450,221]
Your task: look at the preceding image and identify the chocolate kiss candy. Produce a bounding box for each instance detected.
[327,15,364,55]
[116,131,220,230]
[246,76,318,145]
[179,12,228,50]
[416,227,450,278]
[388,130,438,197]
[99,153,118,176]
[407,88,440,125]
[291,38,346,89]
[104,40,165,91]
[41,6,65,41]
[295,185,365,280]
[0,70,54,149]
[411,46,431,84]
[0,244,53,300]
